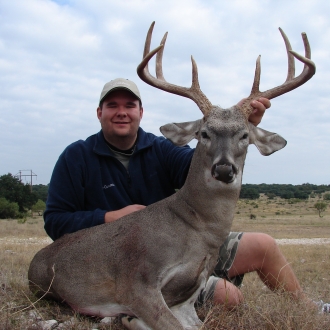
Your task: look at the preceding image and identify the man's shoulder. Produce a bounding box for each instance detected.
[138,127,194,159]
[138,127,162,140]
[62,132,99,156]
[138,127,180,147]
[136,128,165,149]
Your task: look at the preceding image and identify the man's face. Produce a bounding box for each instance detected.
[97,89,143,146]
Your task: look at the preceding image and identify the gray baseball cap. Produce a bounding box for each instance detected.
[99,78,141,104]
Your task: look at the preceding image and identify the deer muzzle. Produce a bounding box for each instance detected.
[211,163,238,184]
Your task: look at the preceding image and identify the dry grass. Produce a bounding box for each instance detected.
[0,198,329,329]
[232,195,330,238]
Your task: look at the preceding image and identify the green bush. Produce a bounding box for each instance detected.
[0,173,38,212]
[240,188,259,199]
[314,201,327,217]
[31,199,46,215]
[266,192,276,199]
[323,193,330,201]
[0,197,19,219]
[293,191,309,199]
[279,191,294,199]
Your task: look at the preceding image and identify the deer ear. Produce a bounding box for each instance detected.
[248,123,287,156]
[160,119,203,146]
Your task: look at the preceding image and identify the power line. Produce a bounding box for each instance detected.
[15,170,37,191]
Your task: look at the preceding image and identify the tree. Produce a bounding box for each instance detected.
[240,188,259,200]
[314,201,327,218]
[279,190,294,199]
[32,184,49,202]
[31,199,46,216]
[266,192,276,199]
[0,173,38,212]
[323,193,330,201]
[293,190,309,200]
[0,197,19,219]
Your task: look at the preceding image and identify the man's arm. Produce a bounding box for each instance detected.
[44,146,107,240]
[104,205,146,223]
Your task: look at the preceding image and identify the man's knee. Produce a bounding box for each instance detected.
[197,276,243,309]
[229,233,280,276]
[258,234,281,262]
[244,232,279,259]
[213,278,243,308]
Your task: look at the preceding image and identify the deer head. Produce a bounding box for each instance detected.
[137,22,315,184]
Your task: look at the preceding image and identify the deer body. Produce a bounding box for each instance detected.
[28,22,315,330]
[28,106,282,330]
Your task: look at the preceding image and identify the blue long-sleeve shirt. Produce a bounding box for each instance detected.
[44,127,194,240]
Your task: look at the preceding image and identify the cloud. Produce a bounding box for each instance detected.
[0,0,329,185]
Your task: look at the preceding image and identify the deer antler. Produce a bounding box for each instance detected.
[240,28,316,117]
[137,21,213,117]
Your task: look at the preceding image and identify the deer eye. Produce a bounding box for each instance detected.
[241,133,248,140]
[201,131,210,139]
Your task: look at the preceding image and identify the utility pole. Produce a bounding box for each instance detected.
[15,170,37,192]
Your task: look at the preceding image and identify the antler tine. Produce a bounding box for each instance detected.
[137,22,213,117]
[142,21,154,62]
[250,55,261,95]
[155,33,203,92]
[155,32,167,81]
[279,27,295,82]
[240,28,316,117]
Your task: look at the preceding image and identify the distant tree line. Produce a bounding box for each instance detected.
[240,183,330,200]
[33,182,330,202]
[0,173,49,219]
[1,172,329,219]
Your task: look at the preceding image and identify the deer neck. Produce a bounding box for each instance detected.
[179,143,242,225]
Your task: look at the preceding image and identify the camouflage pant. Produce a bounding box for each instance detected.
[197,232,244,305]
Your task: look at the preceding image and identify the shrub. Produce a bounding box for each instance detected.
[0,173,38,212]
[323,193,330,201]
[293,191,309,199]
[279,191,294,199]
[240,188,259,199]
[0,197,19,219]
[266,192,276,199]
[31,199,46,216]
[314,201,327,217]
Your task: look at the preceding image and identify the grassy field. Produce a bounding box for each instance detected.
[0,196,329,329]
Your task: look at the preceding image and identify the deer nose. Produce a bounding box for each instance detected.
[211,163,237,183]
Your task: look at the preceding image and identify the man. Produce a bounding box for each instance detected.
[44,78,329,312]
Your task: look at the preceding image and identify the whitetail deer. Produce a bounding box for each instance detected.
[28,22,315,330]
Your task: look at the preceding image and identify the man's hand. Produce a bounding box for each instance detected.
[105,204,146,223]
[248,97,271,126]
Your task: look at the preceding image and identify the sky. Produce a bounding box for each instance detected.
[0,0,329,185]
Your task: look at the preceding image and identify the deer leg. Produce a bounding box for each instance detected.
[124,289,202,330]
[121,316,151,330]
[170,302,203,330]
[119,287,186,330]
